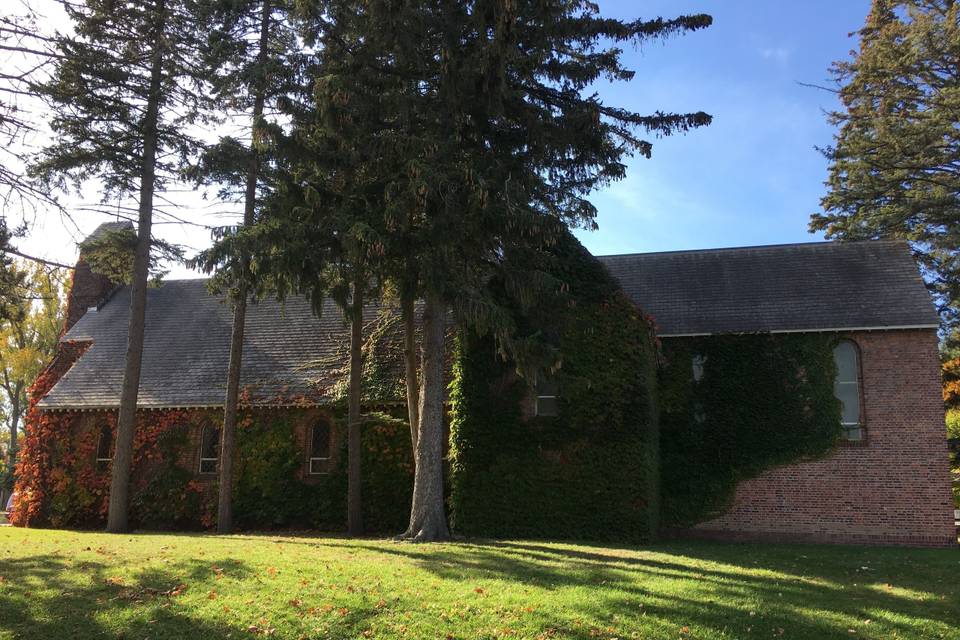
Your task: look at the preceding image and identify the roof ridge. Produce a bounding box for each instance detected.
[596,238,906,260]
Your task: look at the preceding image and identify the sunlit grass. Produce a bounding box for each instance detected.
[0,527,957,639]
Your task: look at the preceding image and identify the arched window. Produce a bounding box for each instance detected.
[535,378,559,417]
[833,340,863,441]
[309,420,332,475]
[199,425,221,474]
[95,424,112,468]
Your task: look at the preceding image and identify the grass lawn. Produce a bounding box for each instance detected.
[0,528,957,639]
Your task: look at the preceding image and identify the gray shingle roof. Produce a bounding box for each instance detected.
[39,239,938,410]
[597,240,938,336]
[39,280,392,410]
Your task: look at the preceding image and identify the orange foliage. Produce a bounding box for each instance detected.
[11,340,215,527]
[942,357,960,409]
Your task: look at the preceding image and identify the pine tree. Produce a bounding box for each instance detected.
[295,1,711,541]
[812,0,960,328]
[192,0,301,534]
[31,0,211,533]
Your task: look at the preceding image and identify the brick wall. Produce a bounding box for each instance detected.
[685,328,957,547]
[64,257,117,333]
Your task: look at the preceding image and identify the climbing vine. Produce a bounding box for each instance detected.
[449,234,661,543]
[658,333,842,527]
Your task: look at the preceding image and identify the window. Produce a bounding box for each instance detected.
[199,425,221,474]
[833,340,863,441]
[692,354,707,382]
[309,420,332,475]
[95,424,112,468]
[535,378,559,417]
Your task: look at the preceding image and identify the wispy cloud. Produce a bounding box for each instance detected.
[759,46,792,65]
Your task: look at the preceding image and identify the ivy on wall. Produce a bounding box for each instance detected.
[16,232,846,539]
[658,333,842,527]
[16,407,218,529]
[232,408,413,532]
[14,404,412,533]
[448,234,661,543]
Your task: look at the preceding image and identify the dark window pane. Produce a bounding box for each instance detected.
[536,378,559,396]
[96,425,112,461]
[536,396,559,417]
[311,422,331,459]
[199,426,220,473]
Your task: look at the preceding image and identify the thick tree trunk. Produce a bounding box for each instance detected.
[347,280,364,536]
[216,0,270,536]
[106,8,165,534]
[402,292,419,456]
[399,292,449,542]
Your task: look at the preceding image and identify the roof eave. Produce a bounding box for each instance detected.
[658,323,940,338]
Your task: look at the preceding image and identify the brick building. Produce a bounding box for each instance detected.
[27,224,957,546]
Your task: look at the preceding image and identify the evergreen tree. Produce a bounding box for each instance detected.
[811,0,960,328]
[193,0,301,534]
[293,1,711,541]
[31,0,211,533]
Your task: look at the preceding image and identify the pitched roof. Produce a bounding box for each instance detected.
[597,240,938,336]
[39,280,401,410]
[38,239,938,410]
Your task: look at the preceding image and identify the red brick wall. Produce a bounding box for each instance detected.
[685,329,957,547]
[64,257,117,333]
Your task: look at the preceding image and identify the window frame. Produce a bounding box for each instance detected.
[534,377,560,418]
[198,424,221,475]
[833,339,866,443]
[95,423,113,467]
[308,419,333,475]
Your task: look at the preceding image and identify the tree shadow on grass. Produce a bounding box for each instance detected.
[333,537,960,640]
[0,552,253,640]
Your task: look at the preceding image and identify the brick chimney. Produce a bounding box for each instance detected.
[63,221,131,333]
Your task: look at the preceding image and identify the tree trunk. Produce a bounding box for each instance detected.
[347,279,364,536]
[217,286,246,534]
[7,388,20,472]
[216,0,270,536]
[399,291,449,542]
[402,292,419,456]
[106,6,165,534]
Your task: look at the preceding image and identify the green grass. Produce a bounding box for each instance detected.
[0,528,957,639]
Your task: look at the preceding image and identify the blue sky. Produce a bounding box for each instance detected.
[577,0,871,257]
[15,0,873,275]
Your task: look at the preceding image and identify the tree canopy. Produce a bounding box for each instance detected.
[812,0,960,329]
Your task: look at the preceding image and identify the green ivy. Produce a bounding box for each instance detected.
[132,465,203,530]
[232,408,413,533]
[449,235,660,543]
[658,334,842,527]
